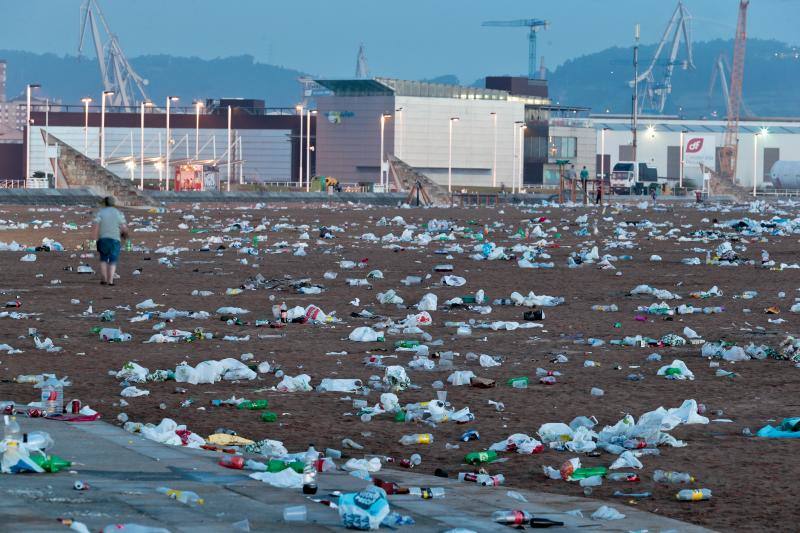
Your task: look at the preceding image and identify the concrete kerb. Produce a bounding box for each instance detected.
[0,418,716,532]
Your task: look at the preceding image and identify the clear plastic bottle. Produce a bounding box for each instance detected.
[654,470,694,483]
[3,415,20,440]
[408,486,444,499]
[39,376,64,415]
[398,433,433,445]
[676,488,711,501]
[302,444,319,494]
[156,487,205,506]
[492,510,532,525]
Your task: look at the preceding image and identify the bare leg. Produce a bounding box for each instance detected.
[107,262,117,285]
[99,262,109,284]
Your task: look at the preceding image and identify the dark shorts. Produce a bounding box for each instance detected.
[97,238,121,263]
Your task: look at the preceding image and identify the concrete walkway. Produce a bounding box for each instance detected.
[0,419,714,532]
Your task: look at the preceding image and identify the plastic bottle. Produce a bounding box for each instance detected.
[654,470,694,483]
[373,478,408,495]
[507,376,529,388]
[398,433,433,445]
[3,415,21,440]
[623,439,648,449]
[408,486,444,499]
[237,399,268,410]
[607,472,640,482]
[676,488,711,501]
[218,455,245,469]
[492,510,532,526]
[125,240,133,252]
[591,304,619,312]
[280,302,288,323]
[260,411,278,422]
[570,466,608,480]
[395,340,421,349]
[39,377,64,415]
[540,376,557,385]
[492,298,513,306]
[464,450,497,465]
[302,444,319,494]
[156,487,205,506]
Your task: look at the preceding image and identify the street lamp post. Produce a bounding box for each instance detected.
[380,113,392,190]
[100,90,114,167]
[512,121,524,193]
[306,110,316,192]
[753,128,769,198]
[165,95,179,191]
[227,105,232,192]
[25,84,41,184]
[296,104,304,186]
[81,97,92,155]
[600,127,608,190]
[490,112,497,188]
[194,100,204,160]
[395,107,404,160]
[679,130,687,189]
[140,100,153,190]
[518,124,527,193]
[448,117,460,193]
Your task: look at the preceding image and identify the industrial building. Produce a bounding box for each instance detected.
[593,115,800,190]
[23,100,314,189]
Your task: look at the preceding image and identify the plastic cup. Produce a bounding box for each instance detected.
[283,505,307,522]
[436,390,447,403]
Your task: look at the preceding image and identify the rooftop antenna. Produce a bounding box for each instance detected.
[78,0,149,107]
[355,43,369,79]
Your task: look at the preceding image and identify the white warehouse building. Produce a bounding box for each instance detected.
[594,116,800,190]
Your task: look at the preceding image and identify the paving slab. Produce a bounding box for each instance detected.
[0,418,716,532]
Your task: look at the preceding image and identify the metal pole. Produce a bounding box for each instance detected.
[140,102,145,190]
[380,114,386,189]
[600,128,606,187]
[518,125,525,193]
[100,92,106,166]
[25,85,31,183]
[679,130,685,189]
[297,105,304,185]
[632,24,640,163]
[195,102,201,160]
[165,97,170,191]
[227,105,232,192]
[491,112,497,188]
[511,124,517,194]
[44,99,49,184]
[752,134,757,197]
[305,110,311,191]
[83,99,90,154]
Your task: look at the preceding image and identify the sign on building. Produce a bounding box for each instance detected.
[684,136,716,167]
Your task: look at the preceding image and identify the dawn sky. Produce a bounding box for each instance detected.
[2,0,798,82]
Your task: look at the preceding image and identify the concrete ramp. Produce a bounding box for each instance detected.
[43,132,151,206]
[387,154,450,205]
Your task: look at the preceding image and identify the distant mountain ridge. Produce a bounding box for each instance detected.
[3,38,799,116]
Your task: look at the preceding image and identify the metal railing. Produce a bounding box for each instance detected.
[756,189,800,197]
[30,104,299,116]
[0,180,25,189]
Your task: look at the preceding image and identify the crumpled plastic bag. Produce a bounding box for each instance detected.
[120,386,150,397]
[0,441,45,473]
[343,457,382,472]
[377,290,403,305]
[609,450,643,470]
[138,418,205,448]
[380,393,400,412]
[276,374,312,392]
[116,362,149,383]
[318,378,363,393]
[479,354,501,368]
[416,293,438,311]
[249,468,303,488]
[447,370,475,386]
[591,506,625,520]
[489,433,543,454]
[349,327,383,342]
[657,359,695,380]
[565,425,598,453]
[384,366,410,391]
[537,422,573,443]
[630,284,681,300]
[338,486,390,531]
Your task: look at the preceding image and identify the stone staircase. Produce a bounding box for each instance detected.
[386,154,450,205]
[44,132,151,206]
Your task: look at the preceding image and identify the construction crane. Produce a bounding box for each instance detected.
[78,0,149,107]
[630,1,694,114]
[482,19,548,80]
[708,53,753,118]
[719,0,749,181]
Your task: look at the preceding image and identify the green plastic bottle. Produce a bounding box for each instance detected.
[506,377,529,387]
[570,466,608,480]
[237,400,268,410]
[464,450,497,465]
[31,454,72,473]
[260,411,277,422]
[461,295,477,304]
[394,410,406,422]
[395,340,420,349]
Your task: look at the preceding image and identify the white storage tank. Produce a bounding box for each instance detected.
[770,161,800,189]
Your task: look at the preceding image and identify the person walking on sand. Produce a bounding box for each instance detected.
[93,196,129,286]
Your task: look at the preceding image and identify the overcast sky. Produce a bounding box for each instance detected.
[2,0,798,82]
